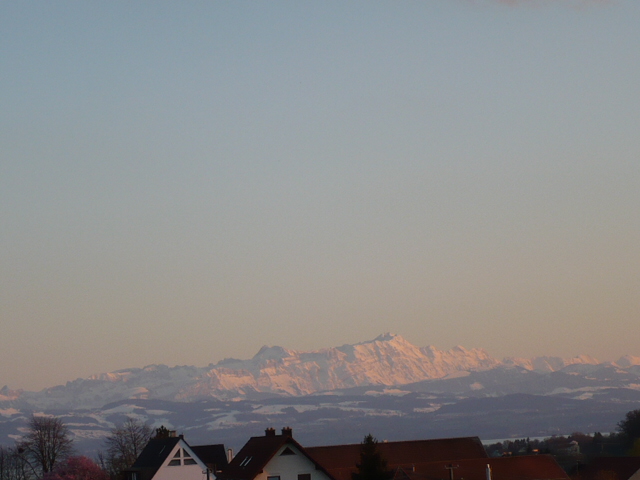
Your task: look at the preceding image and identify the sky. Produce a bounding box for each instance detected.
[1,1,639,392]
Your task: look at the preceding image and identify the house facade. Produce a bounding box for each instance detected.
[124,434,227,480]
[217,428,334,480]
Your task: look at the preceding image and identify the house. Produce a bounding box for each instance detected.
[124,433,228,480]
[305,437,488,480]
[126,427,569,480]
[216,428,335,480]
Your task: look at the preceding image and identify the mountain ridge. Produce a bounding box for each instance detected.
[3,334,639,411]
[2,334,640,454]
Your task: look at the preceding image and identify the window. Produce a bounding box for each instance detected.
[168,447,198,467]
[298,474,311,480]
[267,476,281,480]
[239,456,253,467]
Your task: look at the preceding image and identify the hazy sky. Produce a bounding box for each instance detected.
[2,1,639,391]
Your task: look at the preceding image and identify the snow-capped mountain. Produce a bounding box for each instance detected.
[2,334,640,453]
[6,334,497,409]
[615,355,640,368]
[3,333,635,411]
[502,354,601,373]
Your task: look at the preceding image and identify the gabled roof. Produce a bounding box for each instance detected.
[218,433,335,480]
[128,437,182,480]
[191,444,228,472]
[126,436,227,480]
[576,457,640,480]
[305,436,488,480]
[400,455,569,480]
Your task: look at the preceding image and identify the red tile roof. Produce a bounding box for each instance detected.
[306,437,488,480]
[575,457,640,480]
[401,455,569,480]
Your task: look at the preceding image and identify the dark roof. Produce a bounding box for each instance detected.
[218,434,335,480]
[126,437,227,480]
[400,455,570,480]
[128,437,182,480]
[306,437,488,480]
[191,444,228,472]
[576,457,640,480]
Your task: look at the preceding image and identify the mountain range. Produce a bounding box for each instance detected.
[2,334,640,453]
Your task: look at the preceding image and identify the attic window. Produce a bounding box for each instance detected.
[239,456,253,467]
[168,448,197,467]
[280,447,296,456]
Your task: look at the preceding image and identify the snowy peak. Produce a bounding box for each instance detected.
[252,345,293,361]
[3,335,638,411]
[0,386,22,402]
[615,355,640,368]
[373,332,398,342]
[196,334,502,397]
[503,355,600,373]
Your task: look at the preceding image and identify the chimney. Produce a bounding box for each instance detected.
[265,428,276,437]
[168,430,177,438]
[281,427,292,437]
[227,448,234,463]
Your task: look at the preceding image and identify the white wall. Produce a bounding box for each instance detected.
[152,440,210,480]
[254,444,332,480]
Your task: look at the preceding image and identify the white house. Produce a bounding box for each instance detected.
[125,433,227,480]
[216,428,335,480]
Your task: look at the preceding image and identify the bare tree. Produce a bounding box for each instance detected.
[0,446,32,480]
[19,415,73,477]
[102,418,152,479]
